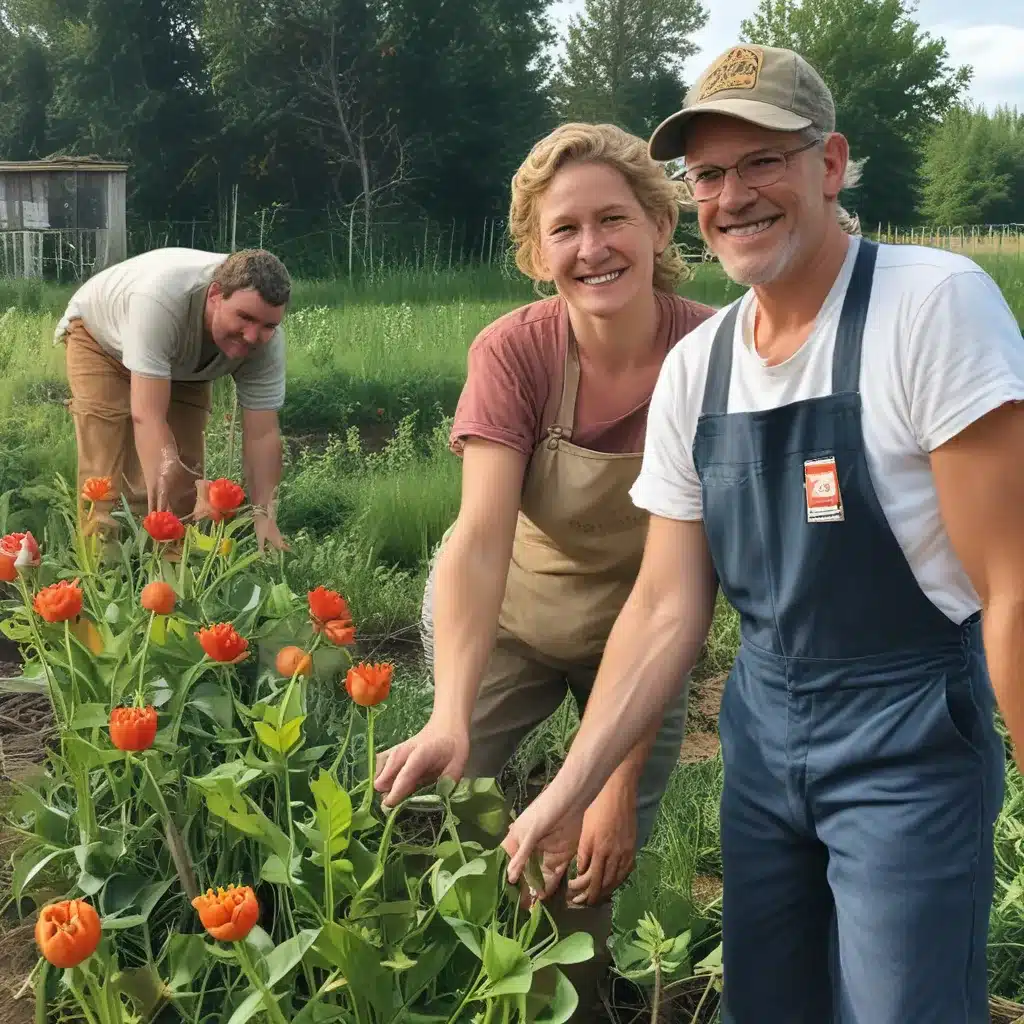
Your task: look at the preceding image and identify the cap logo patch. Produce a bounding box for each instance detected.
[697,46,763,101]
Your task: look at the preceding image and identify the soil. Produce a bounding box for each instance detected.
[0,643,44,1024]
[679,672,727,766]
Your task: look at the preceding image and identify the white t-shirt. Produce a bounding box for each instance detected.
[630,236,1024,624]
[56,247,286,411]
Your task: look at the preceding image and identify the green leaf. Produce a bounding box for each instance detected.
[309,770,353,858]
[311,922,393,1019]
[12,845,70,903]
[533,932,594,970]
[481,962,534,997]
[254,714,305,754]
[434,776,456,799]
[448,777,509,836]
[442,916,483,959]
[225,928,321,1024]
[165,933,209,992]
[534,967,579,1024]
[482,927,529,985]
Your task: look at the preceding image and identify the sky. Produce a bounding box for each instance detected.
[548,0,1024,114]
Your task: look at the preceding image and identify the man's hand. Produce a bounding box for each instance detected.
[254,512,289,553]
[374,716,470,808]
[567,777,637,907]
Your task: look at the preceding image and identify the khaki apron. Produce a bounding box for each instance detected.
[421,317,691,1016]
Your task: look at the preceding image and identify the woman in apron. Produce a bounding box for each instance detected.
[374,121,715,1014]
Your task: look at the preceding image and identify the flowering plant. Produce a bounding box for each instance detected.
[1,475,591,1023]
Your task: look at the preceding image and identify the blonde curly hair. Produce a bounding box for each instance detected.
[508,122,693,295]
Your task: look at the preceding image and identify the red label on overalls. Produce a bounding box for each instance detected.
[804,457,844,522]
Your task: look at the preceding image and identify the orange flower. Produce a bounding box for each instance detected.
[345,661,393,707]
[33,579,83,623]
[196,623,249,663]
[143,510,185,542]
[324,618,356,646]
[109,705,158,751]
[208,478,245,518]
[276,645,312,678]
[0,553,14,582]
[34,899,102,968]
[140,580,176,615]
[308,586,349,626]
[81,477,115,503]
[192,884,259,942]
[1,531,40,569]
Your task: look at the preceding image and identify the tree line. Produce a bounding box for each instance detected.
[0,0,1018,273]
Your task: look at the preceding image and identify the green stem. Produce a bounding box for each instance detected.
[141,757,200,902]
[136,610,155,703]
[15,575,67,729]
[234,940,290,1024]
[358,706,376,816]
[328,708,355,781]
[444,967,485,1024]
[66,977,102,1024]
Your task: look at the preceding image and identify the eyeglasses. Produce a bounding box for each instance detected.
[681,138,821,202]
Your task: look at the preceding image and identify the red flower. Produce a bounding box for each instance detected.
[33,579,83,623]
[81,477,115,503]
[143,510,185,542]
[109,705,158,751]
[308,586,349,626]
[196,623,249,663]
[208,478,245,519]
[192,884,259,942]
[345,662,393,707]
[0,531,40,569]
[324,618,356,646]
[140,580,176,615]
[35,899,101,968]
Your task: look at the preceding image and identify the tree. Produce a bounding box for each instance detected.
[740,0,971,226]
[551,0,709,138]
[919,104,1024,225]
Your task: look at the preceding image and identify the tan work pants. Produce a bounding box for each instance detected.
[62,319,212,522]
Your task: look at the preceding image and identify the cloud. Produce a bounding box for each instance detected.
[939,24,1024,111]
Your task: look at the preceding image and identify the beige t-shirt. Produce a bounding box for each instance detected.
[58,247,286,411]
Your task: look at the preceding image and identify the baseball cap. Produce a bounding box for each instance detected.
[648,44,835,162]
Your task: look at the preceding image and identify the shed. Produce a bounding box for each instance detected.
[0,156,128,279]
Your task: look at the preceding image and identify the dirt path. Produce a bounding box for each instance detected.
[680,671,726,765]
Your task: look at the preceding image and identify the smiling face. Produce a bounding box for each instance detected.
[534,160,673,319]
[205,284,286,359]
[684,115,847,287]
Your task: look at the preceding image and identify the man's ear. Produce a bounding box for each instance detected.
[822,132,850,202]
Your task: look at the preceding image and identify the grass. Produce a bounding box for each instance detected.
[1,251,1023,1019]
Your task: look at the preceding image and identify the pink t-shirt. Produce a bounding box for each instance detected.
[450,291,717,457]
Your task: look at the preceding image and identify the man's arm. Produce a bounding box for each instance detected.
[241,406,283,516]
[930,399,1024,770]
[546,514,719,820]
[130,374,177,511]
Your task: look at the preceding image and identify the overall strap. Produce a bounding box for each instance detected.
[831,238,879,395]
[545,318,582,449]
[701,300,742,417]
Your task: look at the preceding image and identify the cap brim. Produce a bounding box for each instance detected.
[649,99,813,161]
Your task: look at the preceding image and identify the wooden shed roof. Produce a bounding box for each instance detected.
[0,158,128,173]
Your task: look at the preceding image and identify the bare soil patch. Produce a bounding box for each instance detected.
[680,672,727,766]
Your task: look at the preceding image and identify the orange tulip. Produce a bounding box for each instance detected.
[0,553,14,582]
[345,661,393,707]
[276,645,312,678]
[140,580,176,615]
[208,478,245,518]
[323,618,356,646]
[34,899,102,968]
[81,477,115,503]
[308,586,349,626]
[143,510,185,542]
[192,884,259,942]
[33,579,83,623]
[109,705,158,752]
[196,623,249,663]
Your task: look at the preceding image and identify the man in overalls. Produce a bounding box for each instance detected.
[501,44,1024,1022]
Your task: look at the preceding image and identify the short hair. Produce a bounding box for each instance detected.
[212,249,291,306]
[509,122,692,294]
